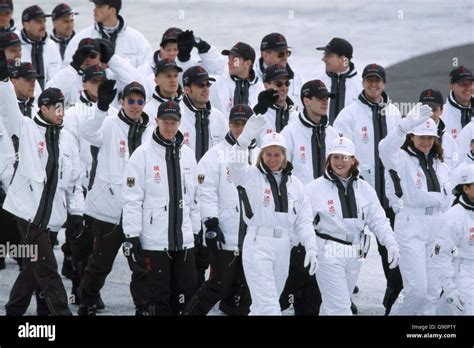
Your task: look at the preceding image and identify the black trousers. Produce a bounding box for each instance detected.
[186,247,251,315]
[78,218,148,309]
[145,248,198,315]
[0,208,21,265]
[194,233,209,288]
[279,244,321,315]
[378,207,403,315]
[5,218,71,316]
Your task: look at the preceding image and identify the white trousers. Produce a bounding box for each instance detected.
[315,237,363,315]
[391,213,442,315]
[242,233,291,315]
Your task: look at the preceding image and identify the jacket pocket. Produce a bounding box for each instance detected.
[58,154,73,190]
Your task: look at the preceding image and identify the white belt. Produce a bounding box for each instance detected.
[247,226,290,238]
[399,206,440,216]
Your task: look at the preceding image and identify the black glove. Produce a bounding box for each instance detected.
[70,45,90,73]
[193,35,211,54]
[0,50,8,81]
[123,236,144,265]
[253,89,279,115]
[97,79,117,111]
[98,38,115,64]
[194,229,204,248]
[177,30,194,62]
[204,218,226,250]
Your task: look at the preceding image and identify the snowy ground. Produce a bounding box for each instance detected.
[1,0,473,315]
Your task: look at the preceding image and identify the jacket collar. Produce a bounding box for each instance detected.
[95,15,126,36]
[33,112,63,130]
[50,29,75,44]
[358,90,389,109]
[118,109,150,127]
[257,160,293,176]
[269,96,295,112]
[152,128,184,148]
[79,90,96,106]
[448,91,471,111]
[231,68,259,85]
[153,85,183,104]
[326,62,357,79]
[21,29,47,45]
[459,193,474,211]
[299,109,329,129]
[225,131,257,149]
[0,19,16,33]
[183,94,211,113]
[323,167,360,183]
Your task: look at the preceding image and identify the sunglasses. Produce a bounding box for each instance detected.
[196,82,212,88]
[277,50,292,58]
[127,99,145,106]
[273,80,291,88]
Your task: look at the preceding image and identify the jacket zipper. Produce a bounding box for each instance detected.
[38,127,57,228]
[171,145,179,251]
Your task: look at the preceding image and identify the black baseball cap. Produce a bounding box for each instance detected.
[182,66,215,86]
[77,37,100,54]
[8,62,39,80]
[0,0,13,12]
[263,63,290,83]
[449,66,474,84]
[154,58,183,76]
[122,81,146,100]
[222,42,256,63]
[38,88,65,107]
[419,89,444,106]
[0,32,20,49]
[158,100,181,120]
[301,79,335,102]
[229,104,253,122]
[316,37,353,59]
[52,3,79,21]
[362,63,386,82]
[90,0,121,13]
[260,33,288,52]
[82,64,106,82]
[160,27,182,47]
[22,5,51,22]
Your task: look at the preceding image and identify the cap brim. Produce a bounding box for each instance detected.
[328,150,355,157]
[265,72,289,83]
[230,116,250,122]
[156,65,183,75]
[191,76,216,85]
[407,130,439,137]
[453,76,474,83]
[158,113,180,121]
[363,73,384,80]
[316,46,330,52]
[221,49,241,58]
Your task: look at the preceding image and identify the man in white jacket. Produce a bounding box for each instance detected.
[442,66,473,141]
[255,33,304,111]
[279,79,340,315]
[64,0,152,69]
[47,37,145,107]
[180,65,228,286]
[122,100,200,315]
[143,58,183,118]
[138,27,224,96]
[77,81,153,316]
[1,54,83,315]
[17,5,62,90]
[315,37,361,125]
[210,42,264,115]
[49,3,78,63]
[333,63,403,314]
[185,104,257,316]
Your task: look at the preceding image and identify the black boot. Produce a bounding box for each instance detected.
[78,304,97,316]
[136,306,149,316]
[0,258,5,270]
[96,295,105,310]
[350,300,358,314]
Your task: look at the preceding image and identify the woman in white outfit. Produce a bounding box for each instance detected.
[306,137,400,315]
[379,103,452,315]
[228,113,318,315]
[433,164,474,315]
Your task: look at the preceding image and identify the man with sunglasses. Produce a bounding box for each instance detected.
[77,81,153,316]
[180,65,228,287]
[255,33,304,112]
[333,63,403,315]
[315,37,362,125]
[50,3,79,62]
[210,42,264,115]
[279,79,340,315]
[17,5,62,90]
[47,37,145,107]
[254,63,298,146]
[64,0,152,69]
[143,58,183,118]
[138,27,224,96]
[1,52,83,315]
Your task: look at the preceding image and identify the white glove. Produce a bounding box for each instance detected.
[445,289,465,314]
[387,245,400,269]
[304,249,318,276]
[237,114,266,148]
[399,102,432,133]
